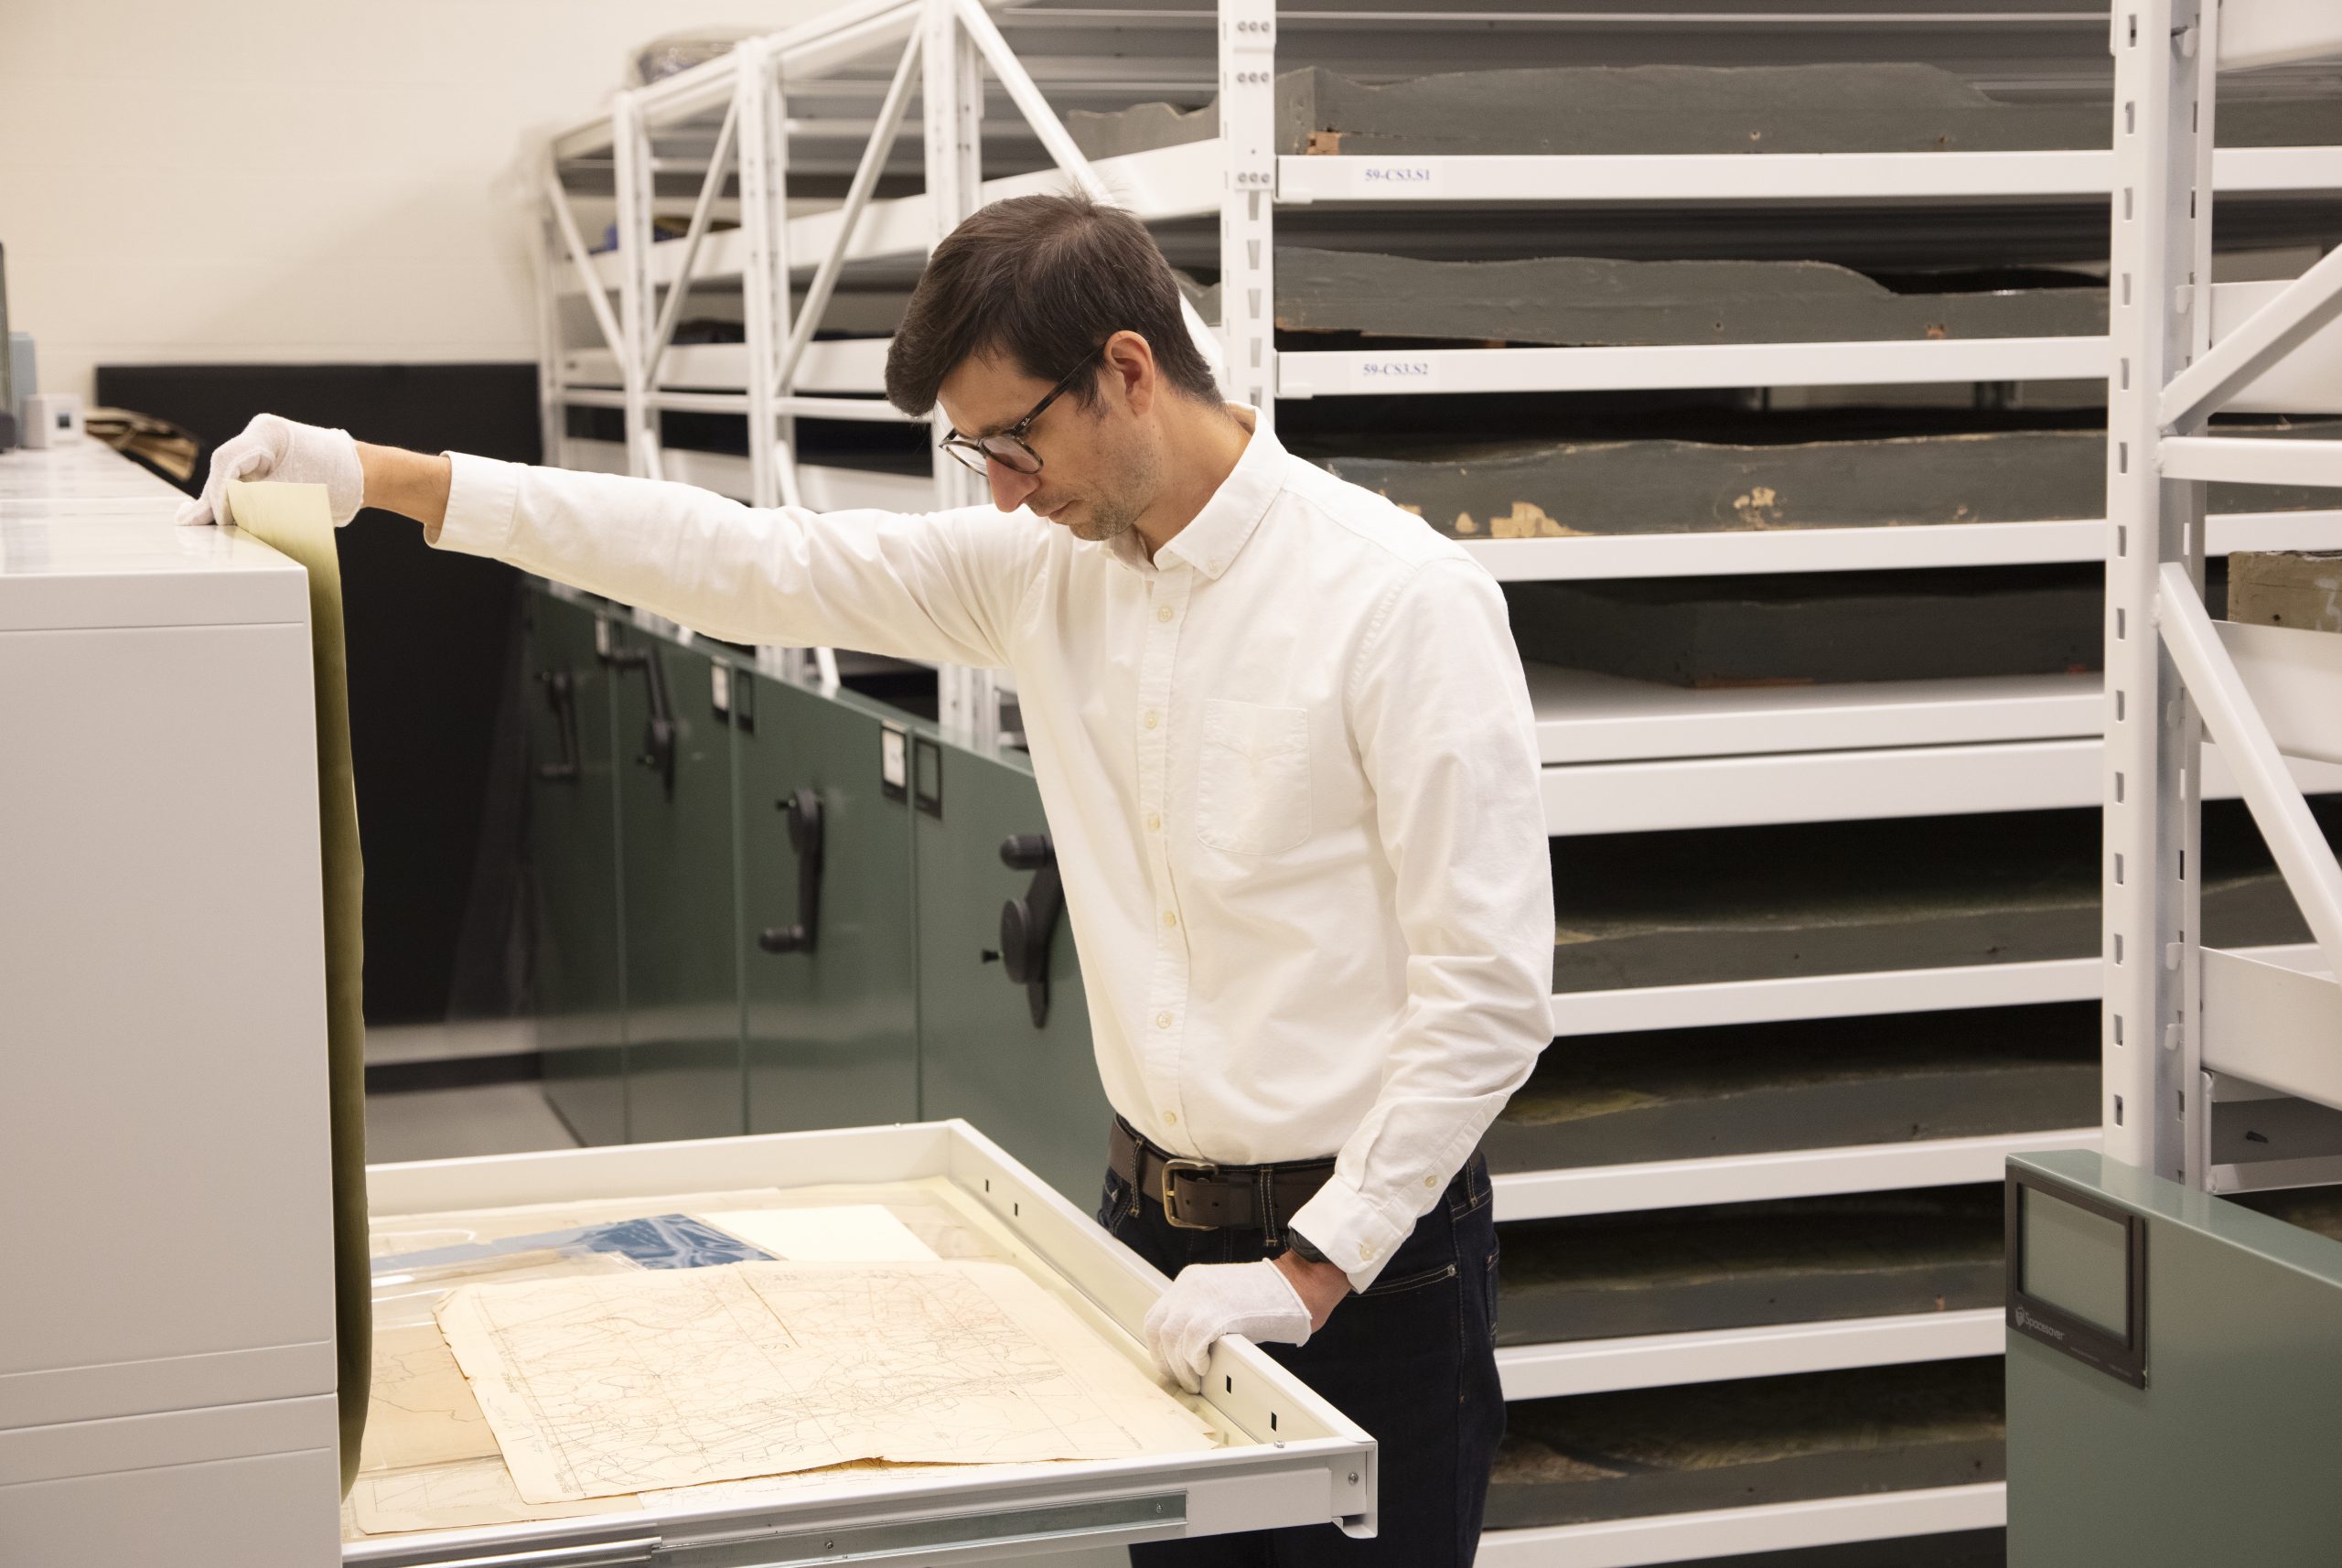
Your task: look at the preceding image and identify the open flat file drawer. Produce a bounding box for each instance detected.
[346,1119,1374,1565]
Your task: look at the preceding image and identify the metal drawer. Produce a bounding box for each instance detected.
[346,1120,1375,1565]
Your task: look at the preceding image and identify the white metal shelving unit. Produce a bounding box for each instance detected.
[536,11,2342,796]
[1497,1308,2006,1402]
[2102,0,2342,1199]
[1544,941,2330,1039]
[1472,1485,2010,1568]
[526,5,2342,1560]
[538,4,1229,735]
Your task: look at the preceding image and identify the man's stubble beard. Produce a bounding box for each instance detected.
[1068,504,1133,543]
[1066,425,1160,543]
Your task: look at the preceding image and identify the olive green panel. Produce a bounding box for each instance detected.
[613,628,745,1144]
[740,674,919,1134]
[2007,1150,2342,1568]
[915,741,1111,1207]
[522,590,626,1147]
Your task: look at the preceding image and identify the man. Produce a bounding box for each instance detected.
[182,193,1551,1564]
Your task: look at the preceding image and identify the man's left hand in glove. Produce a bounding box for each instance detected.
[1141,1252,1350,1392]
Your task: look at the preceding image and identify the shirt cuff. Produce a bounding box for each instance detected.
[430,452,521,558]
[1288,1175,1412,1293]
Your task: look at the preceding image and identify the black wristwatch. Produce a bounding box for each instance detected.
[1286,1228,1330,1265]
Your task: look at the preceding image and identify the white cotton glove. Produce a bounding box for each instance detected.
[175,413,364,528]
[1142,1261,1313,1393]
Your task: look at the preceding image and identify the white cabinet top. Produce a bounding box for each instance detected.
[0,446,306,631]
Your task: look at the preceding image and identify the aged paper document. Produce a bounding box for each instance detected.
[696,1205,937,1261]
[359,1326,498,1473]
[222,479,370,1492]
[351,1456,640,1535]
[437,1261,1216,1503]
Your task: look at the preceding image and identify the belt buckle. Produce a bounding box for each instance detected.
[1160,1157,1220,1230]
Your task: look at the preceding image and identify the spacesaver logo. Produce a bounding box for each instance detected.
[2013,1305,2068,1342]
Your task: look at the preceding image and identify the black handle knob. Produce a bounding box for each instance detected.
[600,644,677,794]
[999,898,1036,984]
[534,670,582,782]
[758,789,823,957]
[991,832,1060,1027]
[758,925,812,954]
[1000,833,1054,871]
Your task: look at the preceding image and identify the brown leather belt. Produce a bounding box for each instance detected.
[1110,1118,1337,1231]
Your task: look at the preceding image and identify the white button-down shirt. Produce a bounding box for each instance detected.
[431,415,1552,1286]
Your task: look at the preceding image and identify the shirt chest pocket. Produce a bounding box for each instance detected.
[1195,698,1312,855]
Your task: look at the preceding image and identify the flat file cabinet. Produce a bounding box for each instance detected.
[609,620,746,1143]
[523,591,627,1146]
[914,733,1113,1206]
[739,668,920,1134]
[521,582,1112,1207]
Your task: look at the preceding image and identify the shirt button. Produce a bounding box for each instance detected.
[1162,910,1177,929]
[1156,605,1174,623]
[1155,1011,1174,1029]
[1424,1176,1437,1187]
[1359,1243,1376,1262]
[1144,710,1159,730]
[1163,1112,1177,1125]
[1146,811,1162,832]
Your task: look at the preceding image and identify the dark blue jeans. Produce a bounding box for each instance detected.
[1097,1149,1505,1567]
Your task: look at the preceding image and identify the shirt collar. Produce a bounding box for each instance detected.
[1104,407,1286,580]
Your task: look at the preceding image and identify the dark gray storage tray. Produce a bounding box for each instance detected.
[1487,1358,2005,1530]
[1497,1187,2006,1345]
[1547,800,2337,993]
[1069,64,2339,160]
[1273,248,2106,348]
[1508,566,2104,688]
[1488,1005,2096,1176]
[1322,421,2342,542]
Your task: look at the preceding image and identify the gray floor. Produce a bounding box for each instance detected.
[364,1079,580,1164]
[366,1017,539,1067]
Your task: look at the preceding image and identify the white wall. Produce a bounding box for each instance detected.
[0,0,833,403]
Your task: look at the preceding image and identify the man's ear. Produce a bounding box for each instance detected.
[1103,329,1156,417]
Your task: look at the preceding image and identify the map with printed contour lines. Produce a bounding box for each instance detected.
[435,1259,1217,1503]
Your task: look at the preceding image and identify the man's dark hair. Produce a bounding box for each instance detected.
[884,193,1219,418]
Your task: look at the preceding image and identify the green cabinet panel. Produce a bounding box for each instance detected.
[611,627,744,1143]
[521,607,1101,1165]
[914,739,1110,1206]
[740,676,919,1134]
[2008,1150,2342,1568]
[522,590,626,1146]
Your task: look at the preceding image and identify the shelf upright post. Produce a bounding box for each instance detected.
[2103,0,2214,1184]
[610,91,662,480]
[736,39,797,512]
[736,38,816,683]
[1218,0,1277,428]
[532,151,567,472]
[923,0,998,745]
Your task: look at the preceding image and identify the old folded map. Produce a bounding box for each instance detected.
[435,1260,1216,1504]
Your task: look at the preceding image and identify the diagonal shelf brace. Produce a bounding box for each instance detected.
[776,30,924,401]
[2157,561,2342,983]
[546,172,634,383]
[645,93,743,388]
[2159,243,2342,431]
[950,0,1226,390]
[952,0,1105,201]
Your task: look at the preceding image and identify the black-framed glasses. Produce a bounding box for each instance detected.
[938,340,1107,477]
